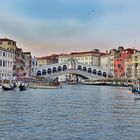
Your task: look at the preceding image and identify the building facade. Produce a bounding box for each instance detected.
[0,38,32,80]
[31,57,38,76]
[114,48,134,78]
[24,52,32,76]
[37,54,58,67]
[59,49,104,66]
[124,57,133,79]
[100,54,115,77]
[0,38,17,52]
[15,48,25,79]
[0,47,15,80]
[131,51,140,79]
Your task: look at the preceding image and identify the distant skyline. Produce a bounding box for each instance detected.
[0,0,140,56]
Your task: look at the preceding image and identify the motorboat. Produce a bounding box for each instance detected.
[83,80,109,86]
[130,79,140,94]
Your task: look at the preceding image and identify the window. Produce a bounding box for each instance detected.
[32,61,34,66]
[8,42,11,45]
[5,61,7,67]
[8,61,9,67]
[3,61,5,67]
[3,52,5,57]
[0,60,2,67]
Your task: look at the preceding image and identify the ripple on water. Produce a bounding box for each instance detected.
[0,86,140,140]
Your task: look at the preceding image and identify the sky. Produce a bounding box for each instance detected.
[0,0,140,56]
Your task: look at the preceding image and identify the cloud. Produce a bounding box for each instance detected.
[0,12,86,39]
[0,0,140,56]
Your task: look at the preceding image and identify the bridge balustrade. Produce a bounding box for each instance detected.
[36,60,109,78]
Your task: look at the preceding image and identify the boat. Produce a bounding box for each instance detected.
[29,77,62,89]
[83,80,129,87]
[129,87,140,93]
[130,79,140,93]
[19,84,27,91]
[2,84,15,91]
[92,81,108,86]
[67,81,77,85]
[83,80,109,86]
[29,84,62,89]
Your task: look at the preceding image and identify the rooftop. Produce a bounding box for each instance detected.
[0,38,16,43]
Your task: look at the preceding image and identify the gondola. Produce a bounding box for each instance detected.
[2,85,15,91]
[19,84,27,91]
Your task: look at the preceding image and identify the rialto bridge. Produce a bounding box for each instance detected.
[36,59,111,80]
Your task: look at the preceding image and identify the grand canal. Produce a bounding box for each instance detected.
[0,85,140,140]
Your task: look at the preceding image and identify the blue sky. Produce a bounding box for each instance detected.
[0,0,140,56]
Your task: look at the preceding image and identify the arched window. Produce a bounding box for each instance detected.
[42,69,47,75]
[93,69,97,74]
[47,68,51,74]
[77,65,82,70]
[58,66,62,72]
[97,71,102,76]
[88,68,92,73]
[103,72,107,77]
[37,70,41,76]
[83,67,87,72]
[53,67,57,73]
[63,65,67,71]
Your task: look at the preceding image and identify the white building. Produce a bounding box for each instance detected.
[131,51,140,79]
[0,47,15,80]
[100,54,115,77]
[59,49,102,66]
[100,54,114,77]
[100,55,109,70]
[108,55,115,77]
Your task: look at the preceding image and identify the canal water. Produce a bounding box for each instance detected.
[0,85,140,140]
